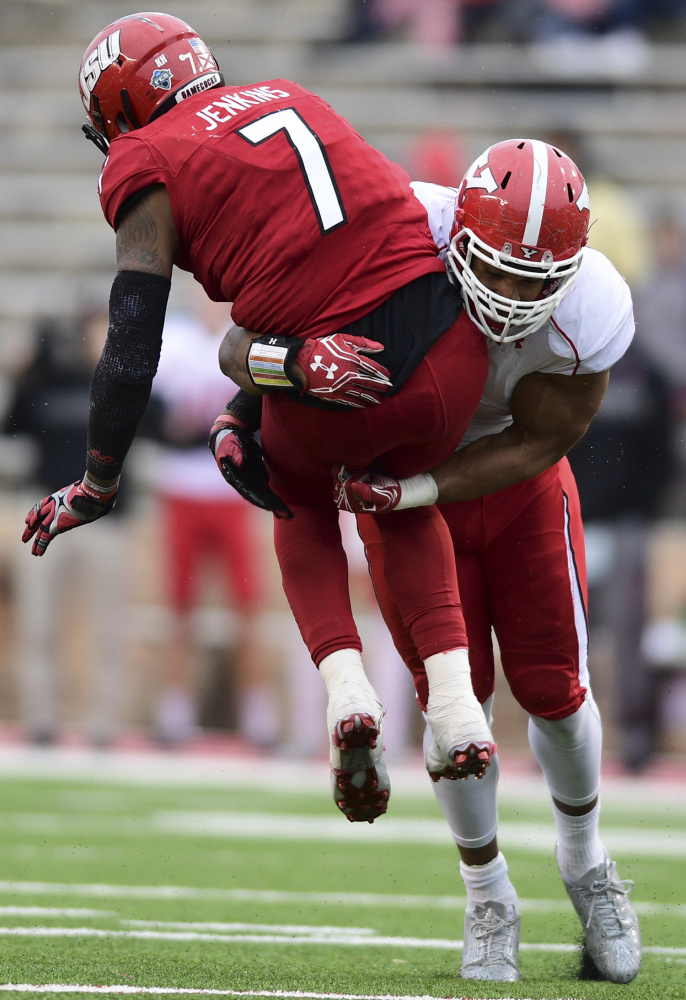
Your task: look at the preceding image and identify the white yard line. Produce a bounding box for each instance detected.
[0,908,113,918]
[0,925,683,957]
[0,882,683,917]
[0,987,568,999]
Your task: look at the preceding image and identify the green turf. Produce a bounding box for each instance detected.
[0,772,683,1000]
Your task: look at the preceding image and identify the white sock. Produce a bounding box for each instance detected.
[460,851,518,910]
[553,800,605,881]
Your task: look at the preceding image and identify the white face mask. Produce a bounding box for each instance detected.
[447,227,585,343]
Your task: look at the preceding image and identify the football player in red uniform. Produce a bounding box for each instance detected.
[333,140,642,984]
[23,12,495,823]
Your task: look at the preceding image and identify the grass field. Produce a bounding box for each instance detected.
[0,745,684,1000]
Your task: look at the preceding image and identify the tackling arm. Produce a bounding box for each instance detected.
[334,370,609,512]
[429,369,610,503]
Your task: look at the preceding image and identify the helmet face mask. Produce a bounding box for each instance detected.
[79,12,224,153]
[447,138,590,343]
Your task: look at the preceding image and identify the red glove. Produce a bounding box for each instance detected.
[333,463,402,514]
[22,477,118,556]
[209,413,246,470]
[296,334,391,407]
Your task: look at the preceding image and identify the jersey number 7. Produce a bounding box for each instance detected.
[239,108,347,236]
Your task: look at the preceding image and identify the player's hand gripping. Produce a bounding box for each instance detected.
[22,476,118,556]
[209,413,293,519]
[333,463,402,513]
[333,463,439,514]
[296,334,392,407]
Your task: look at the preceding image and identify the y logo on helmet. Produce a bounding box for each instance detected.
[79,30,121,110]
[576,181,591,214]
[151,68,173,91]
[462,149,498,195]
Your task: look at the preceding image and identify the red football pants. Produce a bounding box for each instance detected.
[261,311,488,664]
[359,458,590,720]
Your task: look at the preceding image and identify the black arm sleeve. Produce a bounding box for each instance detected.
[86,270,171,479]
[225,389,263,434]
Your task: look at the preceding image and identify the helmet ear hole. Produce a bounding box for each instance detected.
[115,112,130,134]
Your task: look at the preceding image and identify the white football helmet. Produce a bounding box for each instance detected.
[447,138,591,343]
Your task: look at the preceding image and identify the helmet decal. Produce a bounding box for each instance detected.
[151,68,173,90]
[461,149,498,195]
[189,37,215,72]
[79,30,121,111]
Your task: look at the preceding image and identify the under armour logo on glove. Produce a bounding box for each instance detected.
[294,333,392,407]
[309,356,339,380]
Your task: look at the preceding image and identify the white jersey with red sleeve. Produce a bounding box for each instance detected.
[411,180,635,447]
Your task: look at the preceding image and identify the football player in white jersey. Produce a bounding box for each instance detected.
[334,138,642,984]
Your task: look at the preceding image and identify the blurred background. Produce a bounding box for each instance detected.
[2,0,686,775]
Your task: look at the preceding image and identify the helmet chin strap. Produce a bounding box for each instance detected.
[82,121,109,155]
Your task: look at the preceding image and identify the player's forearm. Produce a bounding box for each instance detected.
[218,324,264,393]
[219,326,305,396]
[86,371,154,480]
[222,389,263,434]
[429,425,570,504]
[85,270,169,480]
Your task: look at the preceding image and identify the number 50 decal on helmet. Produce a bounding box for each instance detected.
[447,138,591,343]
[79,11,224,154]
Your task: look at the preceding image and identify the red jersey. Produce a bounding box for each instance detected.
[98,79,443,338]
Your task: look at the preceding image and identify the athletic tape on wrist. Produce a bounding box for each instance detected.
[396,473,439,509]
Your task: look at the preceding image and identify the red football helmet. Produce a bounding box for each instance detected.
[447,138,590,342]
[79,12,224,153]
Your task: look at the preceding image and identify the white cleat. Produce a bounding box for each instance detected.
[324,661,389,823]
[423,650,496,781]
[461,900,521,981]
[561,852,642,983]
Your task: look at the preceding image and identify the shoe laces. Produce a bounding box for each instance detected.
[581,869,635,935]
[471,906,516,965]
